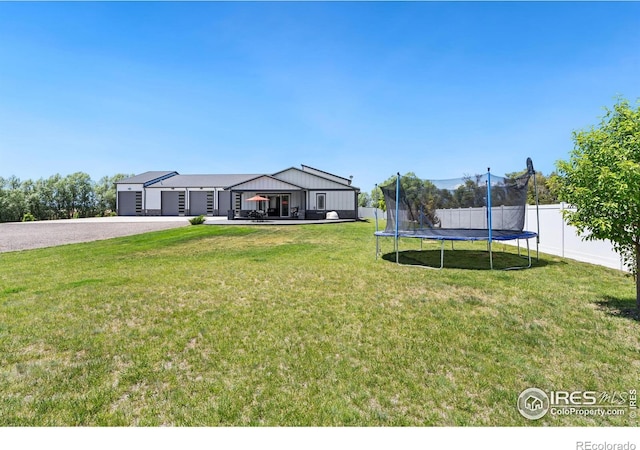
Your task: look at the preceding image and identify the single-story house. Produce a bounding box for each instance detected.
[115,165,360,220]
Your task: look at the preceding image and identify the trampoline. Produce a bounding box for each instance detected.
[374,158,540,270]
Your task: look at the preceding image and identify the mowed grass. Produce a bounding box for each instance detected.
[0,221,638,426]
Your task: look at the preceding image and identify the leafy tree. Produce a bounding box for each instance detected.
[371,185,385,211]
[556,98,640,314]
[453,175,486,208]
[43,175,63,219]
[533,172,561,205]
[0,176,26,222]
[506,170,561,205]
[21,179,41,220]
[374,173,451,225]
[358,192,371,208]
[95,174,130,216]
[65,172,95,218]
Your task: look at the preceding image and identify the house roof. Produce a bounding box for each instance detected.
[116,171,178,186]
[301,165,352,185]
[146,174,260,188]
[272,167,360,191]
[225,175,304,191]
[117,165,359,191]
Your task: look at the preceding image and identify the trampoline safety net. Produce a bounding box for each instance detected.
[379,168,532,240]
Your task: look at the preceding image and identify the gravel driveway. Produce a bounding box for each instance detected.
[0,217,194,253]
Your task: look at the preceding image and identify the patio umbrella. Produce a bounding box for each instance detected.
[246,195,270,202]
[246,195,269,220]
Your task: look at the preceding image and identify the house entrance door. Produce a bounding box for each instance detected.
[265,194,291,218]
[281,194,290,217]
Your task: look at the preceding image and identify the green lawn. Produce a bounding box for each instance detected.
[0,221,638,426]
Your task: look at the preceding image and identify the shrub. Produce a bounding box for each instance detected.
[189,215,206,225]
[22,212,36,222]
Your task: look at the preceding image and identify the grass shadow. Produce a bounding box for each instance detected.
[595,296,639,321]
[382,249,551,271]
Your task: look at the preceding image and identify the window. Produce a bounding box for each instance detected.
[316,193,326,210]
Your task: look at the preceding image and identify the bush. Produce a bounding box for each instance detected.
[22,212,36,222]
[189,215,206,225]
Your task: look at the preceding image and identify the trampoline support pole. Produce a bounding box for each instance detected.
[374,182,379,261]
[487,168,494,270]
[530,158,541,262]
[374,184,379,234]
[395,173,400,265]
[489,243,494,270]
[534,172,540,262]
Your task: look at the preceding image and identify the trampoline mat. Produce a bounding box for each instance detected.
[374,228,537,241]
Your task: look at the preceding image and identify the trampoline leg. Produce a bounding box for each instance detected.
[517,239,521,257]
[376,236,379,260]
[489,241,494,270]
[440,240,445,269]
[503,237,534,270]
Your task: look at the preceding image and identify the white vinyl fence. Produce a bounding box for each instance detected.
[361,204,627,271]
[513,203,627,272]
[359,207,385,220]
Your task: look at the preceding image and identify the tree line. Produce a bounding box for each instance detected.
[0,173,131,223]
[358,170,560,209]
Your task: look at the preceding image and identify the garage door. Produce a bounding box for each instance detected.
[161,191,185,216]
[118,191,142,216]
[189,191,214,216]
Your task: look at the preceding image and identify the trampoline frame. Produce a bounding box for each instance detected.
[375,229,538,270]
[374,162,540,270]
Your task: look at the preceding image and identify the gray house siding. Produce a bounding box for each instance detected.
[218,190,231,216]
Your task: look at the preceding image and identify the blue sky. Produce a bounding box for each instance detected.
[1,2,639,193]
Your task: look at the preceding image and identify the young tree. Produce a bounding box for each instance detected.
[556,98,640,314]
